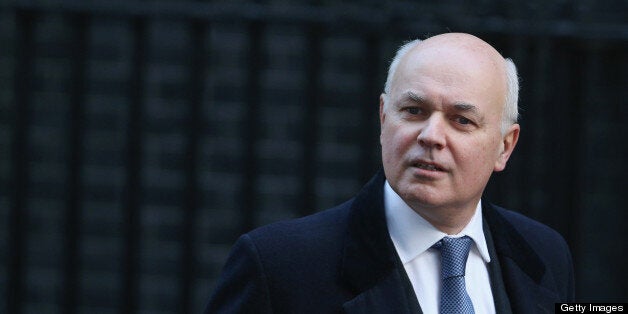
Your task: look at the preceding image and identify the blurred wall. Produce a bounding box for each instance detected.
[0,0,627,313]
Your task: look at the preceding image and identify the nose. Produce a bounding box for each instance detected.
[417,115,446,149]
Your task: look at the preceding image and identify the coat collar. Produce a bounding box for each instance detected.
[341,171,395,291]
[481,200,546,285]
[340,171,421,313]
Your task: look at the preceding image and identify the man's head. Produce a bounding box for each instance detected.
[379,33,520,231]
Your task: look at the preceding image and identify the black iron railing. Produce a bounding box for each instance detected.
[2,1,627,313]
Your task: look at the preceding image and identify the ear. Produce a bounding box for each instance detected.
[379,93,386,125]
[494,123,520,172]
[379,94,387,145]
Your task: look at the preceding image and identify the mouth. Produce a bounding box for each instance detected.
[413,161,445,172]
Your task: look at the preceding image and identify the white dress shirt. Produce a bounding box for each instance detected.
[384,181,496,314]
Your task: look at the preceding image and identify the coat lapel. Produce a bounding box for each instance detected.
[483,201,560,314]
[483,217,513,314]
[343,268,421,314]
[341,171,421,314]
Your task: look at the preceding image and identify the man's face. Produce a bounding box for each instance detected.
[380,38,519,214]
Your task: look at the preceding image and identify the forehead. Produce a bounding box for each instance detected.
[391,43,506,116]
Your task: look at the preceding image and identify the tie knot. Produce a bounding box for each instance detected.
[433,236,473,279]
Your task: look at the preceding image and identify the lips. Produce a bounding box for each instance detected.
[413,160,445,171]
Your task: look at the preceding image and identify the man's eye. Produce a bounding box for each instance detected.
[456,116,472,125]
[406,107,421,115]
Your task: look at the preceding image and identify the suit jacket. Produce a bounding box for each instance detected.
[205,171,575,313]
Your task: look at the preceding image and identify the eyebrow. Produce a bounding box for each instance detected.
[452,103,479,114]
[402,92,479,113]
[404,91,424,103]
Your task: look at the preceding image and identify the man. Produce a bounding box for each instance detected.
[205,33,574,313]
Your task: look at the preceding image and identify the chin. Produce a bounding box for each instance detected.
[409,197,448,210]
[399,185,447,208]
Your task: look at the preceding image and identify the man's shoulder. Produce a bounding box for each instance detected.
[490,204,564,239]
[206,199,360,313]
[487,203,570,257]
[486,202,575,301]
[245,198,354,249]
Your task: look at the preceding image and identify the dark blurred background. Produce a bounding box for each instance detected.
[1,0,627,313]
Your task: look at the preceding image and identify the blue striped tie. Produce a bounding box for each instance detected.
[433,236,475,313]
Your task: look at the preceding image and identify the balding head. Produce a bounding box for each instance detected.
[383,33,519,134]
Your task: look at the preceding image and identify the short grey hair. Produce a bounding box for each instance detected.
[382,39,520,134]
[502,58,519,133]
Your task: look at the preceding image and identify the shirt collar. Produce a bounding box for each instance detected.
[384,180,491,264]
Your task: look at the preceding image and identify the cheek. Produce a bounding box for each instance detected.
[394,133,416,160]
[381,124,417,170]
[468,139,501,174]
[456,137,497,170]
[382,123,410,150]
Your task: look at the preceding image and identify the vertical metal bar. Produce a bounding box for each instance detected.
[61,13,89,314]
[611,46,628,300]
[526,37,551,219]
[359,33,381,184]
[180,19,206,314]
[299,24,322,217]
[535,38,584,278]
[240,21,263,234]
[563,39,586,298]
[8,9,35,314]
[554,39,584,239]
[122,17,147,314]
